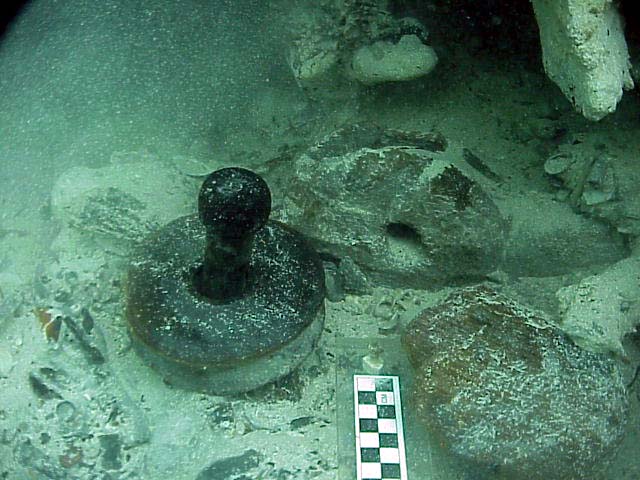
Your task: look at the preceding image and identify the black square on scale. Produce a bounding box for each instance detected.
[360,448,380,462]
[359,418,378,432]
[375,378,393,391]
[377,405,396,419]
[381,462,401,478]
[358,391,377,405]
[379,433,398,448]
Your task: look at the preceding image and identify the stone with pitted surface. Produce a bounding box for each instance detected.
[276,124,508,288]
[403,285,628,480]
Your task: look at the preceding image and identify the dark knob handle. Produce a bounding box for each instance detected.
[196,167,271,302]
[198,167,271,238]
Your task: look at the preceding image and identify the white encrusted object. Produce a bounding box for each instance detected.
[349,34,438,85]
[556,256,640,356]
[362,343,385,375]
[51,151,195,246]
[531,0,634,121]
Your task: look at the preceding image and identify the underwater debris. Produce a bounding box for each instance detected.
[462,148,502,183]
[61,315,105,365]
[59,446,82,468]
[33,307,62,342]
[28,368,63,400]
[196,449,262,480]
[362,343,384,375]
[79,307,94,334]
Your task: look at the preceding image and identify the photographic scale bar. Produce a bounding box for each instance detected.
[354,375,408,480]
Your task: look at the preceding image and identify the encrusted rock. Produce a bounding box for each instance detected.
[349,34,438,85]
[284,0,434,96]
[556,256,640,356]
[500,192,627,277]
[403,286,627,480]
[51,151,196,246]
[531,0,633,120]
[277,124,508,288]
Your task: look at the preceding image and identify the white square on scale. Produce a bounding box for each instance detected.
[357,377,376,391]
[359,432,380,448]
[360,462,382,479]
[378,418,397,433]
[380,447,400,464]
[358,404,378,419]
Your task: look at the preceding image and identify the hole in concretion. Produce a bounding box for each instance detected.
[386,222,421,242]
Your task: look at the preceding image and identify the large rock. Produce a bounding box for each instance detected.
[349,34,438,85]
[403,286,628,480]
[51,151,196,248]
[556,256,640,356]
[276,124,508,288]
[499,192,627,277]
[531,0,634,121]
[284,1,434,98]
